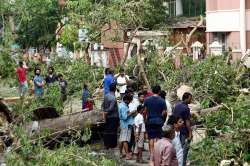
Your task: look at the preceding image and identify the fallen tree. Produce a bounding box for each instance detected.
[25,110,103,135]
[199,105,223,116]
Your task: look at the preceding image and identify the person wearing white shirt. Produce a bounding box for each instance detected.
[134,105,146,163]
[167,115,184,166]
[127,89,139,154]
[116,68,129,100]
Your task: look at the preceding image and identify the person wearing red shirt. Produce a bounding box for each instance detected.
[16,61,28,98]
[142,85,153,98]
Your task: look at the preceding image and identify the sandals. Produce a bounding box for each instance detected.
[120,154,126,159]
[125,154,132,160]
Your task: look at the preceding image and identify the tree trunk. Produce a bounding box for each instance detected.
[199,105,223,116]
[122,42,131,65]
[25,111,103,135]
[122,28,139,65]
[135,38,151,90]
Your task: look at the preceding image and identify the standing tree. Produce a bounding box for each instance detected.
[15,0,64,50]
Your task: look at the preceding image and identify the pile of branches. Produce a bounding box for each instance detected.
[127,52,241,106]
[126,52,250,164]
[190,95,250,165]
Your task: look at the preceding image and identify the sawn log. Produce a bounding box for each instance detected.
[25,110,103,135]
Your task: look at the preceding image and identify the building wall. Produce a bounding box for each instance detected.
[206,10,240,32]
[101,21,125,67]
[246,0,250,9]
[207,0,250,11]
[246,10,250,30]
[108,48,123,67]
[217,0,240,10]
[246,31,250,49]
[206,0,240,11]
[206,0,250,58]
[226,32,241,49]
[206,0,250,32]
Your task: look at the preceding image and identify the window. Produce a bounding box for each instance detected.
[165,0,176,17]
[182,0,205,17]
[166,0,205,17]
[212,32,227,51]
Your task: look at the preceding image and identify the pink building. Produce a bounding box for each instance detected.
[206,0,250,60]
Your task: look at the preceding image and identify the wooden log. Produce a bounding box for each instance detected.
[25,110,103,135]
[2,96,33,104]
[199,105,223,116]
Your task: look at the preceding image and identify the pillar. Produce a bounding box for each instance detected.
[240,0,246,58]
[176,0,183,16]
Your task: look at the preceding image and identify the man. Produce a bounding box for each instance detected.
[103,68,114,95]
[151,124,178,166]
[33,68,45,98]
[127,88,140,154]
[173,92,193,166]
[144,85,168,158]
[116,68,129,99]
[168,115,184,166]
[58,73,67,102]
[45,66,57,85]
[16,61,28,98]
[142,85,153,99]
[138,92,145,105]
[134,105,146,163]
[102,83,119,149]
[118,94,134,160]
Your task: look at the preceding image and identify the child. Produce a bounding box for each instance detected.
[167,115,184,166]
[134,105,146,163]
[82,84,93,111]
[58,74,68,102]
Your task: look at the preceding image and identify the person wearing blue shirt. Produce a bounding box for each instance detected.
[82,84,90,110]
[173,92,193,166]
[118,94,134,160]
[103,68,114,95]
[102,83,119,149]
[144,85,167,159]
[33,68,44,98]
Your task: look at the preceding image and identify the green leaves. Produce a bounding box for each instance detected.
[190,95,250,164]
[0,48,16,79]
[14,0,63,48]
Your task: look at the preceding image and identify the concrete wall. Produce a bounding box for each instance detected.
[226,32,241,49]
[206,0,250,11]
[206,10,240,32]
[246,0,250,9]
[206,0,240,11]
[217,0,240,10]
[206,0,250,58]
[246,10,250,30]
[246,31,250,49]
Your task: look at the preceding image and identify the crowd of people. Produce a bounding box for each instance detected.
[102,68,193,166]
[16,61,68,101]
[17,62,193,165]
